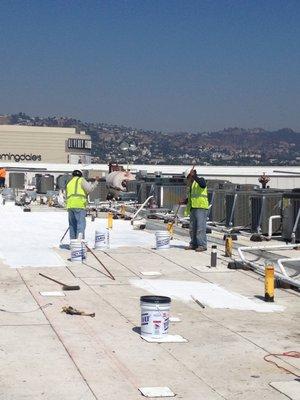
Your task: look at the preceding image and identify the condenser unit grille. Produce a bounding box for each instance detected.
[251,194,282,234]
[158,185,186,209]
[282,193,300,241]
[209,190,227,223]
[226,192,252,228]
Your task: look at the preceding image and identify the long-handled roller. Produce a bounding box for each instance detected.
[60,227,70,244]
[39,273,80,291]
[83,243,115,281]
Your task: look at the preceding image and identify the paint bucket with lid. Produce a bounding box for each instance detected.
[70,240,84,262]
[140,295,171,338]
[94,230,106,249]
[155,231,171,250]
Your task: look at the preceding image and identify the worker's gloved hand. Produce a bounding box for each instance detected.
[190,170,197,179]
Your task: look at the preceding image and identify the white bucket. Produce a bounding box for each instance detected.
[140,295,171,338]
[70,240,85,262]
[94,230,106,249]
[155,231,171,250]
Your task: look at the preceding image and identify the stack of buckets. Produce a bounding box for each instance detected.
[140,295,171,338]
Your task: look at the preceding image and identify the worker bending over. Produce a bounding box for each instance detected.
[66,170,99,240]
[183,168,209,252]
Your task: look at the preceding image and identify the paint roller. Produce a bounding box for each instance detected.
[39,273,80,291]
[167,161,197,234]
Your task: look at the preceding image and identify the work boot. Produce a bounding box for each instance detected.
[185,245,196,250]
[195,246,207,252]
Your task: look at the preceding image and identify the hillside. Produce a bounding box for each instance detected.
[1,113,300,166]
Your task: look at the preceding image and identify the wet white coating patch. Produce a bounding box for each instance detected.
[0,204,186,268]
[131,279,285,313]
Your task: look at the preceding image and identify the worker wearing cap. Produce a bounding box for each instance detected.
[0,167,6,188]
[183,168,209,252]
[66,170,99,240]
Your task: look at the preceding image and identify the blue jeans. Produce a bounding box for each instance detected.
[68,209,86,240]
[189,208,208,248]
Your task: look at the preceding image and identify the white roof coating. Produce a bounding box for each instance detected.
[0,204,184,268]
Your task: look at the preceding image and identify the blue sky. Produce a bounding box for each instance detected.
[0,0,299,132]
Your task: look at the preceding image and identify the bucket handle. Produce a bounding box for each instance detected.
[155,304,168,319]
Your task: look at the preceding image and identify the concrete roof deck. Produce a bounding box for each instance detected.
[0,214,299,399]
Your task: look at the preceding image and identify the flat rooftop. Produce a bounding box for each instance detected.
[0,204,299,399]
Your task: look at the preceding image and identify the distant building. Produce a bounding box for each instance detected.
[0,125,92,164]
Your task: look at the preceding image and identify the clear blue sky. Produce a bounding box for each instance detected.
[0,0,299,132]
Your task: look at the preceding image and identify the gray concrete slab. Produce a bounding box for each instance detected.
[0,325,96,400]
[0,266,47,326]
[1,215,299,400]
[18,270,224,400]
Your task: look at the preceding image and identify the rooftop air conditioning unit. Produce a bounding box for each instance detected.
[250,191,282,234]
[282,190,300,242]
[225,191,252,228]
[208,189,228,223]
[9,173,25,189]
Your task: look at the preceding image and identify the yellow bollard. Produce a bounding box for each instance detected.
[225,236,233,257]
[107,212,113,229]
[166,222,174,239]
[264,264,274,302]
[120,204,125,219]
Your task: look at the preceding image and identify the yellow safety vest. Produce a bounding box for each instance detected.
[184,181,209,216]
[66,177,87,209]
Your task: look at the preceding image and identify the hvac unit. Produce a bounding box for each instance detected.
[136,170,148,179]
[206,180,233,190]
[208,189,228,223]
[225,191,252,228]
[282,190,300,242]
[250,191,282,234]
[118,192,137,201]
[56,174,72,190]
[236,184,260,191]
[35,174,54,194]
[126,180,138,193]
[156,185,187,209]
[89,180,108,202]
[9,173,25,189]
[1,188,15,202]
[137,182,156,204]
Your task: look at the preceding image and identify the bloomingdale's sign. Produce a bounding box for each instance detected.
[0,153,42,162]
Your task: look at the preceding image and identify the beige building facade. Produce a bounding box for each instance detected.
[0,125,92,164]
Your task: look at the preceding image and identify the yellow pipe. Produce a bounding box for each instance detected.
[107,212,113,229]
[225,236,233,257]
[265,264,274,302]
[166,222,174,239]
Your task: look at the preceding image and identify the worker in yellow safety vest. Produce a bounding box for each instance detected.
[66,170,99,240]
[183,168,209,252]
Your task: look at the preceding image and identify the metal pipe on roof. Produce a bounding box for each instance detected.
[267,215,281,240]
